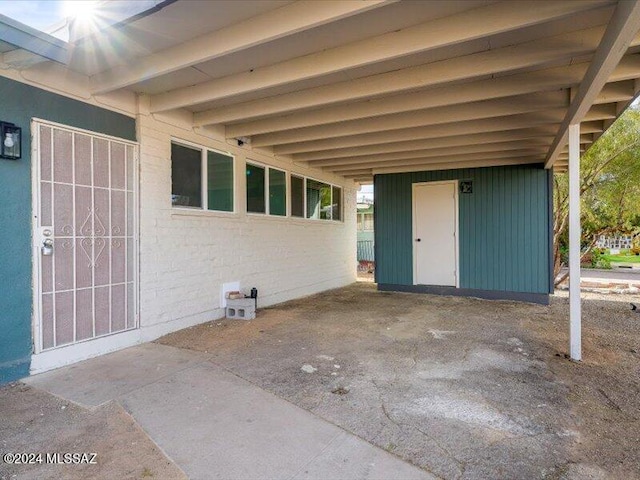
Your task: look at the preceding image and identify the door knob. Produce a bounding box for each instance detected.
[415,238,421,242]
[42,238,53,256]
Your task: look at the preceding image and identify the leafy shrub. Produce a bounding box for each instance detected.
[591,248,612,269]
[559,245,569,264]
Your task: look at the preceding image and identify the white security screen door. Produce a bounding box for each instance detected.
[33,121,138,352]
[413,181,458,286]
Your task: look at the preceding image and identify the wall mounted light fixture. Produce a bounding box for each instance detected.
[1,122,22,160]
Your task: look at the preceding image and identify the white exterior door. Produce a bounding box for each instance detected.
[32,121,138,353]
[413,181,458,286]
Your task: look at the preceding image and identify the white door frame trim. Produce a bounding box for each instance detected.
[411,180,459,287]
[30,118,140,371]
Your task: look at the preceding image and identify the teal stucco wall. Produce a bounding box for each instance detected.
[374,164,552,295]
[0,75,136,383]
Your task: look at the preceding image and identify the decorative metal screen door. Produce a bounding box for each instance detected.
[33,121,138,352]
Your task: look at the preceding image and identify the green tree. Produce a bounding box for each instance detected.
[553,106,640,286]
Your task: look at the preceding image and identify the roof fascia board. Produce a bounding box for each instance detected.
[0,14,67,64]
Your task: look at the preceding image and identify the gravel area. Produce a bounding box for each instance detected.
[0,383,186,480]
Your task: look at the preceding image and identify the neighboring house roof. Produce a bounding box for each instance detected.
[3,0,640,183]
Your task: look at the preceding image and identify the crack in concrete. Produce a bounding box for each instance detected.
[371,378,465,480]
[410,342,419,369]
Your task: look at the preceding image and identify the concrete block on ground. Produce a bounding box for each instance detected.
[226,298,256,320]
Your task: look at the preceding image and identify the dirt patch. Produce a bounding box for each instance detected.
[525,291,640,479]
[0,383,186,480]
[158,283,640,479]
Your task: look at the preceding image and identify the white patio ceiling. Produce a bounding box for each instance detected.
[70,0,640,182]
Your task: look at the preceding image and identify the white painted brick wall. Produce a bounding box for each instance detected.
[137,112,358,338]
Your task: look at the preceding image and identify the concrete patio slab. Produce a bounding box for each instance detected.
[22,343,434,480]
[11,283,640,479]
[160,283,640,480]
[25,343,210,408]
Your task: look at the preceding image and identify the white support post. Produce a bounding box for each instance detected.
[568,123,581,361]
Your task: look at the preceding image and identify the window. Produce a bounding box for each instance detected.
[290,175,304,218]
[332,186,342,221]
[208,151,234,212]
[246,163,288,216]
[306,179,331,219]
[305,179,342,221]
[171,141,234,212]
[269,168,286,216]
[357,214,363,231]
[171,143,202,208]
[246,163,265,213]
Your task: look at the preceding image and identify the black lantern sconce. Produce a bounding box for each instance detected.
[1,122,22,160]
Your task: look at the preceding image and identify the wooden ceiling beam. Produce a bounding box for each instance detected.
[273,110,565,154]
[545,0,640,168]
[339,157,542,177]
[308,141,549,168]
[153,0,609,112]
[329,149,545,172]
[223,63,587,136]
[192,24,617,123]
[91,0,395,93]
[251,91,568,147]
[293,128,560,162]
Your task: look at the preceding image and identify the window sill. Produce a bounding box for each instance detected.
[170,207,344,225]
[248,213,345,226]
[171,207,238,219]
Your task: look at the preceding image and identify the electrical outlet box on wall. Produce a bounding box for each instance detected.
[221,281,240,308]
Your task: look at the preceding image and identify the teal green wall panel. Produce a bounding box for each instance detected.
[0,75,136,383]
[374,165,552,294]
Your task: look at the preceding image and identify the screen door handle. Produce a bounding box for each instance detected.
[42,238,53,256]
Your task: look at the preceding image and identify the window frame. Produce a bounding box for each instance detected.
[269,166,288,217]
[303,175,343,222]
[245,160,289,217]
[171,138,236,214]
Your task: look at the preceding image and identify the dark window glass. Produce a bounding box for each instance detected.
[246,163,265,213]
[171,143,201,208]
[269,168,286,216]
[208,151,233,212]
[291,175,304,217]
[332,186,342,221]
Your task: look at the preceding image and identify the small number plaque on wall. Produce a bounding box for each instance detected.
[460,180,473,194]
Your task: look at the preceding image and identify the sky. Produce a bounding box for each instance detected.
[0,1,65,32]
[0,1,163,40]
[358,184,373,202]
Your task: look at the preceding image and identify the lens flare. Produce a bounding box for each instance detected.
[64,0,97,22]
